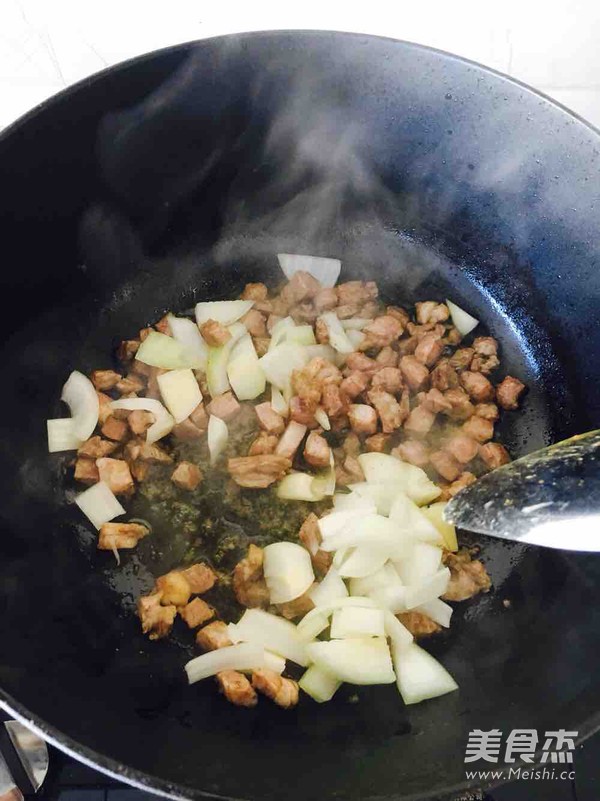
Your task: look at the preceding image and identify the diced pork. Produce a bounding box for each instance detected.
[404,405,436,436]
[461,415,494,443]
[117,339,140,362]
[228,454,291,488]
[98,522,148,551]
[415,301,449,324]
[314,286,338,312]
[496,376,526,410]
[393,439,429,467]
[254,402,285,434]
[460,371,495,402]
[443,388,475,421]
[444,434,479,464]
[361,315,404,348]
[78,436,118,458]
[449,348,474,371]
[138,592,176,640]
[196,621,232,651]
[171,461,203,491]
[74,458,99,484]
[365,433,390,453]
[299,513,332,574]
[368,389,404,433]
[371,367,403,394]
[430,359,459,391]
[321,384,347,418]
[181,563,216,594]
[430,450,462,481]
[156,571,192,607]
[479,442,511,469]
[180,597,214,628]
[172,418,203,441]
[97,392,113,425]
[348,404,378,435]
[233,544,270,609]
[128,410,155,435]
[199,319,232,346]
[101,416,130,442]
[399,356,429,391]
[336,281,378,315]
[340,371,369,399]
[252,669,299,709]
[447,471,477,496]
[397,611,441,638]
[189,403,209,432]
[207,392,241,422]
[345,352,380,375]
[303,431,331,468]
[275,421,308,459]
[442,550,492,601]
[276,591,315,620]
[474,402,499,422]
[96,457,134,495]
[116,374,145,394]
[248,432,279,456]
[414,333,444,367]
[91,370,121,390]
[422,388,452,414]
[216,670,258,708]
[386,306,411,327]
[242,282,268,301]
[241,309,267,337]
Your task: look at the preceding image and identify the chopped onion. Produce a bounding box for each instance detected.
[332,492,378,513]
[135,331,193,369]
[336,546,390,579]
[228,609,308,666]
[357,453,441,506]
[297,596,376,638]
[307,638,395,685]
[167,314,208,370]
[61,370,99,441]
[111,398,174,444]
[195,299,254,327]
[392,642,458,705]
[297,612,329,642]
[341,318,370,330]
[330,607,385,639]
[207,415,228,465]
[268,317,295,351]
[320,514,409,556]
[285,325,317,346]
[309,567,348,607]
[420,502,459,551]
[304,344,338,362]
[317,507,376,541]
[263,541,315,604]
[403,568,451,610]
[276,472,326,502]
[227,333,266,400]
[313,407,330,430]
[47,418,82,452]
[348,563,401,598]
[346,329,366,349]
[157,368,202,423]
[185,643,272,684]
[311,451,336,498]
[299,665,342,702]
[318,312,355,354]
[394,542,443,586]
[75,481,125,530]
[277,253,341,288]
[368,583,408,614]
[389,492,444,546]
[258,343,309,391]
[347,482,399,516]
[270,385,289,417]
[417,598,453,628]
[383,610,414,651]
[206,322,246,397]
[446,299,479,337]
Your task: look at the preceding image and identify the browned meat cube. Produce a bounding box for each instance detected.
[91,369,121,390]
[496,375,526,410]
[206,392,241,422]
[299,513,331,575]
[404,405,436,436]
[371,367,403,394]
[276,591,315,620]
[290,302,318,324]
[252,669,299,709]
[343,432,361,457]
[189,403,209,432]
[139,327,153,341]
[74,457,99,484]
[336,280,378,315]
[96,458,134,495]
[303,431,331,468]
[285,271,322,303]
[444,327,463,346]
[321,384,347,418]
[460,371,495,402]
[462,415,494,442]
[365,433,390,453]
[393,439,429,467]
[330,413,350,432]
[130,460,150,482]
[116,374,145,394]
[399,356,429,391]
[156,571,192,607]
[241,309,267,337]
[449,348,474,371]
[182,563,216,594]
[171,461,203,491]
[196,621,232,651]
[154,315,171,335]
[340,370,369,399]
[474,402,499,421]
[471,349,500,374]
[348,404,378,435]
[397,335,418,356]
[442,549,491,601]
[473,336,497,355]
[422,388,453,413]
[289,396,317,427]
[216,671,258,708]
[447,471,477,496]
[361,315,404,348]
[314,287,338,312]
[98,522,148,550]
[228,454,291,488]
[248,432,279,456]
[171,418,202,441]
[117,340,140,362]
[314,317,330,344]
[443,388,475,420]
[180,597,214,628]
[254,402,285,434]
[368,389,404,433]
[78,436,118,458]
[275,420,308,458]
[136,440,173,463]
[253,337,270,357]
[242,282,268,301]
[414,333,444,367]
[415,301,449,324]
[101,416,130,442]
[336,454,365,486]
[397,611,441,638]
[138,592,176,640]
[375,346,398,368]
[386,306,411,327]
[199,319,232,347]
[479,442,511,469]
[97,391,113,425]
[430,450,462,481]
[128,410,155,435]
[444,434,479,464]
[430,358,459,391]
[233,544,269,608]
[345,352,380,375]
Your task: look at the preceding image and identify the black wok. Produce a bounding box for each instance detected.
[0,30,599,801]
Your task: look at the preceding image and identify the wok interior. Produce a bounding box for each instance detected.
[0,31,600,801]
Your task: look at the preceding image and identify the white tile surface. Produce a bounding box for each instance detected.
[1,0,599,130]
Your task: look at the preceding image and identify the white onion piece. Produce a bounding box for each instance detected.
[314,407,330,430]
[403,568,451,610]
[111,398,174,444]
[276,472,326,502]
[420,502,459,552]
[417,598,453,628]
[330,607,385,639]
[261,651,286,675]
[277,253,341,288]
[157,368,202,423]
[206,322,246,397]
[332,547,350,569]
[167,314,208,370]
[304,344,338,362]
[307,638,395,685]
[318,312,355,354]
[368,584,408,614]
[60,371,99,441]
[341,318,370,330]
[270,386,289,417]
[299,665,342,702]
[346,329,366,349]
[75,481,125,530]
[258,343,309,391]
[309,567,348,607]
[347,482,399,516]
[207,415,228,465]
[297,596,376,638]
[357,453,441,506]
[47,418,82,452]
[332,492,378,513]
[317,507,376,541]
[383,610,414,651]
[228,608,308,666]
[195,299,254,327]
[348,562,401,598]
[389,492,444,546]
[297,612,329,642]
[446,299,479,337]
[185,643,272,684]
[394,542,443,586]
[263,541,315,604]
[285,325,316,346]
[336,546,390,579]
[135,331,193,369]
[392,642,458,705]
[268,317,295,351]
[227,333,266,400]
[320,514,409,555]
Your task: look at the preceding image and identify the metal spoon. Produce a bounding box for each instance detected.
[444,430,600,551]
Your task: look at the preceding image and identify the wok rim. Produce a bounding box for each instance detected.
[1,28,599,801]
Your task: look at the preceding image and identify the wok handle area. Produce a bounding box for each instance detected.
[0,721,47,798]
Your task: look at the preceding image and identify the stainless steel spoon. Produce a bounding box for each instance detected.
[444,430,600,551]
